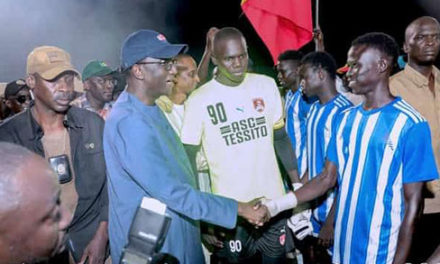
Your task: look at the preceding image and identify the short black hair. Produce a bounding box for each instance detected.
[278,50,304,62]
[214,27,244,45]
[213,27,246,57]
[301,51,337,80]
[351,32,399,65]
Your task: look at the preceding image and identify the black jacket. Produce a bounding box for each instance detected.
[0,106,108,259]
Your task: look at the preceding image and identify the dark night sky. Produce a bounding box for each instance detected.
[177,0,434,78]
[0,0,438,81]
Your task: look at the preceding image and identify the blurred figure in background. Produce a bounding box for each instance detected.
[0,46,109,264]
[111,70,126,101]
[71,60,115,120]
[390,16,440,263]
[3,79,32,119]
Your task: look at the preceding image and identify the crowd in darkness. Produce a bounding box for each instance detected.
[0,14,440,264]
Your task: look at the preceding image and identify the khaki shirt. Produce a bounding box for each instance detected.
[390,64,440,214]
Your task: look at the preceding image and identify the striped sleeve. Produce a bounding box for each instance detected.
[326,112,344,167]
[402,121,439,183]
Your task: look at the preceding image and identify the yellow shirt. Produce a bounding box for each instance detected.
[390,64,440,214]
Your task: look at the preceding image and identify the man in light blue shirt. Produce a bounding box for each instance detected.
[103,29,268,264]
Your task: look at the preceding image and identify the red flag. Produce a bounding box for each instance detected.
[241,0,313,64]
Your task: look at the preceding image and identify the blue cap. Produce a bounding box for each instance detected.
[121,29,187,70]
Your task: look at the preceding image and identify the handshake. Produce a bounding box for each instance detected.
[237,190,301,227]
[237,198,271,227]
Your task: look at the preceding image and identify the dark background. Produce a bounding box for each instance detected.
[0,0,438,82]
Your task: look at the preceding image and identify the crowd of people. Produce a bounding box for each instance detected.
[0,14,439,264]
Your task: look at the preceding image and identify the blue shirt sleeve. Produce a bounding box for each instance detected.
[326,113,344,168]
[114,115,238,228]
[402,121,439,184]
[299,95,311,120]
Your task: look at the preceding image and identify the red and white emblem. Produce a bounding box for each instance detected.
[157,34,167,41]
[252,98,265,112]
[279,233,286,246]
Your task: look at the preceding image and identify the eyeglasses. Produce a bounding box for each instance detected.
[12,95,32,104]
[136,59,177,71]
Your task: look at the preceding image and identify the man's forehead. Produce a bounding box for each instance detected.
[176,56,196,69]
[176,64,190,72]
[91,74,113,80]
[416,22,440,35]
[406,18,440,38]
[278,60,300,69]
[214,37,247,56]
[348,45,368,59]
[300,62,317,71]
[35,168,60,215]
[18,159,59,212]
[45,71,76,82]
[349,45,382,66]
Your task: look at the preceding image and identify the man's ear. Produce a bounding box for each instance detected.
[25,75,36,90]
[4,99,12,108]
[377,57,389,73]
[130,64,145,80]
[318,68,326,81]
[403,42,410,54]
[211,55,218,66]
[82,80,90,91]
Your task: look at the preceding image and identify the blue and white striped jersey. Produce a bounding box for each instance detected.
[306,94,352,234]
[327,97,439,264]
[285,88,316,178]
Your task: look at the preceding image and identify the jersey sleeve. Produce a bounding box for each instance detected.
[181,93,204,146]
[326,112,345,168]
[402,121,439,184]
[326,132,338,167]
[299,96,311,120]
[269,78,285,130]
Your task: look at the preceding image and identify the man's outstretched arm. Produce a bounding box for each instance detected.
[265,160,338,217]
[273,127,300,184]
